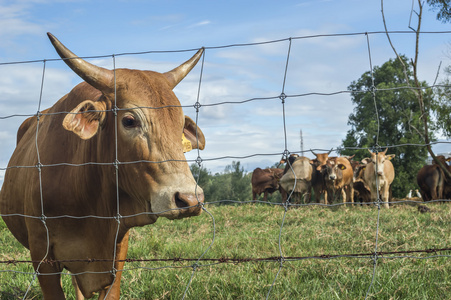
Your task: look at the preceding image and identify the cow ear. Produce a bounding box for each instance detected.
[63,100,106,140]
[183,116,205,152]
[361,158,371,165]
[386,154,395,160]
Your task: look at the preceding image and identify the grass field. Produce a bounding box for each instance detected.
[1,202,450,299]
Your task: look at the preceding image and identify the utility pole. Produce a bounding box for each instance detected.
[300,129,304,153]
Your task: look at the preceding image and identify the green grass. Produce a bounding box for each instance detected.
[1,203,450,299]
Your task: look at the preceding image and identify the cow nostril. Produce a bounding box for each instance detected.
[174,192,188,209]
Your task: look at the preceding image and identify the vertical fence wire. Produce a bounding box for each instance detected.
[23,60,51,299]
[182,48,218,300]
[265,37,294,300]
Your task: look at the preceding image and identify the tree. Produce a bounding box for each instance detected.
[427,0,451,22]
[190,161,252,203]
[434,67,451,138]
[340,55,434,197]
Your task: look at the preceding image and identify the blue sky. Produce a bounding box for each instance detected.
[1,0,451,184]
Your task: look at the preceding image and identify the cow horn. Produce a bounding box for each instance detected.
[47,33,114,92]
[164,48,204,89]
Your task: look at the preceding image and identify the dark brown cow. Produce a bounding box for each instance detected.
[417,155,451,201]
[279,155,313,204]
[251,167,284,201]
[0,33,206,299]
[321,157,354,205]
[353,161,372,204]
[310,150,332,204]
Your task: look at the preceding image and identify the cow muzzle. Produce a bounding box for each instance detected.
[172,191,204,218]
[150,180,205,220]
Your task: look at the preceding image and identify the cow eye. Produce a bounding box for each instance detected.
[122,116,139,128]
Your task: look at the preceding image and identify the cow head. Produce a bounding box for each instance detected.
[311,149,333,171]
[48,33,205,222]
[368,149,395,177]
[321,158,346,181]
[281,154,299,174]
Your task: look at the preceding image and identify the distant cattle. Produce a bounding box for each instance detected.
[321,156,354,205]
[417,155,451,201]
[279,154,313,204]
[361,149,395,208]
[251,168,284,201]
[310,150,332,204]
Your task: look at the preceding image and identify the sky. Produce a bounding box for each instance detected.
[1,0,451,186]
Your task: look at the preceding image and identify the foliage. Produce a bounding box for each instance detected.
[427,0,451,22]
[1,204,450,299]
[433,67,451,138]
[190,161,253,203]
[340,55,433,197]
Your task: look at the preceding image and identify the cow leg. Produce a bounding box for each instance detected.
[381,185,390,209]
[263,191,268,201]
[345,186,354,206]
[28,234,65,299]
[32,261,65,299]
[303,192,311,204]
[281,189,288,203]
[72,276,85,300]
[98,231,130,300]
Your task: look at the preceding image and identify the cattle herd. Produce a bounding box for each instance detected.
[252,149,451,208]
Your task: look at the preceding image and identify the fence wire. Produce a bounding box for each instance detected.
[0,30,451,299]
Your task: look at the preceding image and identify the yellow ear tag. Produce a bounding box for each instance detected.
[182,133,192,153]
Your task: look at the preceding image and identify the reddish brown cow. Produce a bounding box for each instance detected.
[417,155,451,201]
[0,33,205,299]
[321,157,354,205]
[251,167,284,201]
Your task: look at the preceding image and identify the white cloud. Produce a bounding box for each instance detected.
[189,20,211,28]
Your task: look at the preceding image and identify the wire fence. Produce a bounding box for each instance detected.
[1,29,451,299]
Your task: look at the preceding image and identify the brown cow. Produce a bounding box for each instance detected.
[361,149,395,208]
[279,155,313,204]
[0,33,206,299]
[251,167,284,201]
[310,150,332,204]
[417,155,451,201]
[321,156,354,205]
